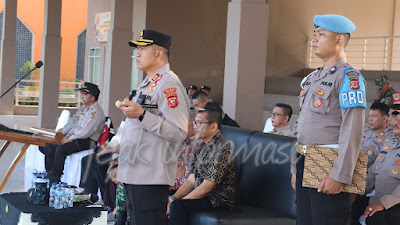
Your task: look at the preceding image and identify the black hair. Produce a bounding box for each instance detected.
[370,102,389,116]
[389,104,400,111]
[275,103,293,120]
[204,102,224,115]
[200,108,222,130]
[192,91,208,101]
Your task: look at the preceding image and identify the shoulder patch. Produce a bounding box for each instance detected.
[166,93,178,108]
[339,68,366,109]
[164,88,177,95]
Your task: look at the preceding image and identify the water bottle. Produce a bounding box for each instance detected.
[49,183,57,208]
[61,183,68,208]
[54,184,63,209]
[31,172,39,188]
[67,185,75,208]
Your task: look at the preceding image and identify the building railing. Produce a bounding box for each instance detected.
[308,36,400,70]
[15,80,83,107]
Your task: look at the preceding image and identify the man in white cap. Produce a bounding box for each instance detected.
[291,14,366,225]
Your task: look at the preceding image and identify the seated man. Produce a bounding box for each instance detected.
[171,111,200,193]
[362,102,392,168]
[167,108,239,225]
[191,91,209,108]
[205,102,240,128]
[360,109,400,225]
[269,103,294,137]
[387,104,400,132]
[39,82,105,183]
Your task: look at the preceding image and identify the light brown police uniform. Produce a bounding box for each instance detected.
[362,127,393,168]
[366,137,400,209]
[269,125,295,137]
[293,58,365,184]
[117,63,190,186]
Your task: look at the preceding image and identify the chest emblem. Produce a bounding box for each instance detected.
[380,132,385,137]
[313,98,322,108]
[368,150,373,155]
[315,89,325,97]
[384,146,390,150]
[363,132,367,135]
[370,145,375,150]
[385,138,390,142]
[377,156,382,161]
[395,160,400,165]
[147,88,153,93]
[392,167,399,175]
[378,138,383,143]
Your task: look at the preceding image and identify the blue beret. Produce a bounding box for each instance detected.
[313,14,356,33]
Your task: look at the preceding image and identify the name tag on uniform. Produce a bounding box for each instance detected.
[339,68,366,109]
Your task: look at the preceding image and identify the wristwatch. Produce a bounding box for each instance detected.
[138,110,146,122]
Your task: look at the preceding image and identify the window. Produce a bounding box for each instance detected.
[88,48,101,85]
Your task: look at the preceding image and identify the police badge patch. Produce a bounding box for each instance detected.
[339,68,366,109]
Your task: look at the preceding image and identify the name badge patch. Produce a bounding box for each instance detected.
[339,68,367,109]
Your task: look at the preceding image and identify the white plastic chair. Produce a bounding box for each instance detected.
[24,110,94,190]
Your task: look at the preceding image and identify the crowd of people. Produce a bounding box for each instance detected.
[37,13,400,225]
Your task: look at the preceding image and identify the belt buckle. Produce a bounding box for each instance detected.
[296,143,306,156]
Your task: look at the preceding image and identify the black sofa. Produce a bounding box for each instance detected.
[190,125,297,225]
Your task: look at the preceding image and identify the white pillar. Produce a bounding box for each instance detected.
[0,0,17,115]
[223,0,268,131]
[38,0,62,128]
[102,0,134,126]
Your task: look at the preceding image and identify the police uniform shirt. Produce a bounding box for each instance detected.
[366,137,400,209]
[269,124,295,137]
[296,58,366,184]
[62,102,105,141]
[362,127,393,168]
[117,63,190,186]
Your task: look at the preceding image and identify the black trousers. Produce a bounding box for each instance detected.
[79,150,113,197]
[351,195,369,225]
[366,204,400,225]
[296,155,351,225]
[39,139,96,179]
[124,184,169,225]
[169,198,229,225]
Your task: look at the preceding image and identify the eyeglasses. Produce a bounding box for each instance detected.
[193,120,212,127]
[270,112,285,117]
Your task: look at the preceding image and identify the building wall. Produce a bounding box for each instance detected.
[84,0,111,94]
[146,0,230,104]
[266,0,398,77]
[0,0,87,79]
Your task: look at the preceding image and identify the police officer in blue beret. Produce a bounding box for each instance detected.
[291,14,366,225]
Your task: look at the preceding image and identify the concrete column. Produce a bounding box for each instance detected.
[0,0,17,115]
[38,0,62,128]
[102,0,134,126]
[222,0,268,131]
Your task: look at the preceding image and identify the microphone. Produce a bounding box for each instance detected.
[35,61,43,69]
[0,61,43,99]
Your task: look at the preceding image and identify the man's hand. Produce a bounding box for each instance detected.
[166,196,174,216]
[120,101,144,119]
[364,201,385,218]
[291,174,296,191]
[61,137,71,144]
[317,176,344,194]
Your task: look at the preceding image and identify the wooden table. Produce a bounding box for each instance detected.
[0,130,62,192]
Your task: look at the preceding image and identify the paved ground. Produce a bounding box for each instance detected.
[0,115,116,224]
[0,115,38,193]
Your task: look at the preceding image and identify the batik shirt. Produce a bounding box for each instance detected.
[190,132,239,208]
[172,137,200,191]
